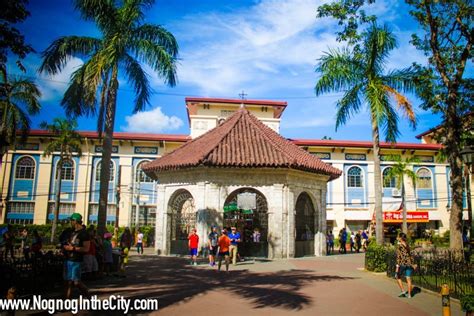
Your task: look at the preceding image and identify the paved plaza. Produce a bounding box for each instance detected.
[67,250,463,316]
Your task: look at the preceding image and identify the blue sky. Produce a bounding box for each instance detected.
[10,0,454,142]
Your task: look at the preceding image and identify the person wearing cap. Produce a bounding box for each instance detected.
[208,226,219,267]
[63,212,90,298]
[228,226,241,265]
[217,229,231,272]
[188,228,199,266]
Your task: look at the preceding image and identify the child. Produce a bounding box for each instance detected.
[103,233,113,276]
[188,228,199,266]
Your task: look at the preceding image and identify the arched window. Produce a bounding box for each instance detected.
[135,161,153,183]
[15,157,35,179]
[383,167,397,188]
[417,168,432,189]
[347,166,363,188]
[56,159,75,180]
[95,160,115,182]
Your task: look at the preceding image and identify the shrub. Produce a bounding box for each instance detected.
[365,242,392,272]
[461,293,474,312]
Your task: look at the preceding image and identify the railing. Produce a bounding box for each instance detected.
[385,248,474,299]
[0,251,64,296]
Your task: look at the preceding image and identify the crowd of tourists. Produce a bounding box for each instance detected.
[1,213,148,298]
[326,228,370,255]
[188,225,249,272]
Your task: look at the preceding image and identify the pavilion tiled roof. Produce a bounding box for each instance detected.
[142,107,342,180]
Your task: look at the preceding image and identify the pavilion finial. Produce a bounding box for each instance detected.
[239,90,247,108]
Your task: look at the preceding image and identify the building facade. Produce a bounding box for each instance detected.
[0,97,468,238]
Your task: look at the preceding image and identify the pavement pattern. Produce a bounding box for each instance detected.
[74,249,463,316]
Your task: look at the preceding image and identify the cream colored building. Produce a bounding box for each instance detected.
[0,97,467,244]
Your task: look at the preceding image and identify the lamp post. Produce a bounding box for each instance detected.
[460,146,474,242]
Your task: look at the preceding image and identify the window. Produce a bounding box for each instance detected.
[347,166,363,188]
[15,157,35,179]
[56,159,75,180]
[417,168,432,189]
[47,202,76,215]
[383,167,397,188]
[95,160,115,182]
[8,202,35,213]
[135,161,153,183]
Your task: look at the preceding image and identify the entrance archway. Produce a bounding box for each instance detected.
[168,189,195,255]
[223,188,268,257]
[295,192,315,257]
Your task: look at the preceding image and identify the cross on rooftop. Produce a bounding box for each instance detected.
[239,90,247,100]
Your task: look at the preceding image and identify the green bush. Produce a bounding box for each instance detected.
[365,242,392,272]
[461,293,474,312]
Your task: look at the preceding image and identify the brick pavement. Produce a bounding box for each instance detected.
[78,250,462,315]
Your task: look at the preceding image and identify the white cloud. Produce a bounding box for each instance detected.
[38,57,84,101]
[121,107,183,133]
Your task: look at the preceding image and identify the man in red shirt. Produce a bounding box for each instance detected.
[218,229,231,272]
[188,228,199,266]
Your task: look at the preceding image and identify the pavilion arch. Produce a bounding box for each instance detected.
[294,191,317,257]
[168,189,196,255]
[223,187,269,257]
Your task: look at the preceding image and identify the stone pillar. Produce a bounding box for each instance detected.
[284,184,295,258]
[34,155,52,224]
[315,187,327,257]
[118,157,133,227]
[155,185,167,255]
[268,184,284,259]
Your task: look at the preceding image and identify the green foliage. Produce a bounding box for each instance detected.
[460,293,474,312]
[365,242,391,272]
[0,223,70,245]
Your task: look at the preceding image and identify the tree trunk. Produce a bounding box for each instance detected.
[51,158,63,244]
[401,179,407,234]
[446,95,463,250]
[97,66,118,237]
[465,166,473,241]
[371,113,384,245]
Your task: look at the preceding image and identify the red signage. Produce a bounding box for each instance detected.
[383,211,429,223]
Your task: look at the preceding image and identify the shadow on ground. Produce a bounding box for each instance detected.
[84,256,356,314]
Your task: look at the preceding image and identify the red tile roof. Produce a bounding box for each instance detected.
[25,130,190,142]
[143,108,342,180]
[291,139,443,151]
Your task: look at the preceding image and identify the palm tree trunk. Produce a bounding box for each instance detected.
[401,179,407,234]
[97,66,118,237]
[466,167,473,242]
[371,113,384,245]
[51,158,63,243]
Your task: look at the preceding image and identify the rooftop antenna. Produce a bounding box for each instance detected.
[239,90,247,108]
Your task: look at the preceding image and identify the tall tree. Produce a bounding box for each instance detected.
[0,75,41,164]
[41,118,82,243]
[317,0,473,249]
[385,156,419,234]
[315,23,418,244]
[39,0,178,235]
[407,0,473,250]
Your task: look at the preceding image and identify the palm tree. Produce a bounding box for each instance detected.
[41,118,82,243]
[39,0,178,235]
[0,74,41,166]
[315,23,419,245]
[385,156,419,234]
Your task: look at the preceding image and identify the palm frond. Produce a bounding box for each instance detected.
[61,65,97,117]
[73,0,117,33]
[129,39,178,86]
[121,54,150,112]
[134,24,179,56]
[315,47,364,95]
[335,84,363,130]
[380,93,400,143]
[383,85,417,129]
[39,36,101,75]
[362,23,397,76]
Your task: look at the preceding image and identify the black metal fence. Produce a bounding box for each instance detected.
[385,248,474,299]
[0,252,64,296]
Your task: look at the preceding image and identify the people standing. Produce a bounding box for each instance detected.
[31,230,42,256]
[103,232,113,276]
[355,231,362,253]
[20,228,30,260]
[63,213,90,299]
[82,227,99,280]
[228,226,241,265]
[3,225,15,260]
[188,228,199,266]
[395,233,415,298]
[119,227,132,276]
[339,228,347,254]
[350,232,356,252]
[361,230,369,251]
[327,231,334,255]
[217,229,231,272]
[136,230,144,254]
[208,226,218,267]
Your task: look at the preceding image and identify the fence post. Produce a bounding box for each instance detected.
[441,283,451,316]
